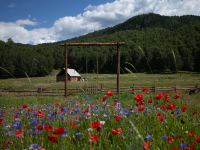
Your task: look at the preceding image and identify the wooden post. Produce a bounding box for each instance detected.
[64,44,68,98]
[116,43,120,94]
[96,52,99,84]
[59,42,125,96]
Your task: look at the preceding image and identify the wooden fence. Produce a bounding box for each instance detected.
[0,85,199,97]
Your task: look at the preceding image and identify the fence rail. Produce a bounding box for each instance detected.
[0,85,199,97]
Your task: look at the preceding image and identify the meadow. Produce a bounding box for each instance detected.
[0,72,200,90]
[0,73,200,149]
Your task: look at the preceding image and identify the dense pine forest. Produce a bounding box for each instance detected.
[0,13,200,78]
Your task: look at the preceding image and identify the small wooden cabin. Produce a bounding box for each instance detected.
[56,68,81,82]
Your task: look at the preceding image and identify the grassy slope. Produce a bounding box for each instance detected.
[0,72,199,107]
[0,73,199,90]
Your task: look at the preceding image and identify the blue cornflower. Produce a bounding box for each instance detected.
[15,112,20,115]
[125,111,130,117]
[85,97,91,101]
[180,143,188,149]
[13,121,22,129]
[145,134,152,140]
[63,106,67,112]
[75,132,81,136]
[29,143,39,149]
[161,135,167,140]
[29,120,38,125]
[59,114,64,120]
[74,108,80,113]
[48,113,55,119]
[175,108,181,115]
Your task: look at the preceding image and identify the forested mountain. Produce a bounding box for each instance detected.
[0,13,200,78]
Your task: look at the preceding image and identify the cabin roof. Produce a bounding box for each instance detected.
[57,68,81,77]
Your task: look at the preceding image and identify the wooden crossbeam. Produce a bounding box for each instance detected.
[60,42,125,97]
[59,42,125,46]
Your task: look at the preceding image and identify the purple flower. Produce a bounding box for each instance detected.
[180,143,188,149]
[59,114,64,120]
[175,108,181,115]
[75,132,81,136]
[145,134,152,140]
[161,135,167,140]
[29,143,39,149]
[29,120,38,125]
[48,113,55,119]
[13,121,22,129]
[15,112,20,115]
[63,107,67,112]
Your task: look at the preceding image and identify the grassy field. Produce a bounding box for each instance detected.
[0,72,200,90]
[0,90,200,149]
[0,73,200,149]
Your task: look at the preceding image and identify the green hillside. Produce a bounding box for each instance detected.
[0,13,200,78]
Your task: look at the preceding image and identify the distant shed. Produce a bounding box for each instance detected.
[56,68,81,82]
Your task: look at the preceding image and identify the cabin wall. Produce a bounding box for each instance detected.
[56,75,81,82]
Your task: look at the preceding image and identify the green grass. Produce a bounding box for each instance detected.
[0,72,200,90]
[0,91,200,150]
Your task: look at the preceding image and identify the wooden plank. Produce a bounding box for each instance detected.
[59,42,125,46]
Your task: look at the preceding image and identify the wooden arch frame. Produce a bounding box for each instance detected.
[60,42,125,97]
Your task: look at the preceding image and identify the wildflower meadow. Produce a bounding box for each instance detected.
[0,89,199,150]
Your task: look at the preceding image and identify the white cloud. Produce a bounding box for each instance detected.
[1,0,200,44]
[0,21,56,44]
[16,19,38,26]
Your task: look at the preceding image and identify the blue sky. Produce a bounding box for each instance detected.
[0,0,114,28]
[0,0,200,44]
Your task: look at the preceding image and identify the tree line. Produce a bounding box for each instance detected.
[0,13,200,78]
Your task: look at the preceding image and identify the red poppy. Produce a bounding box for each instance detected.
[106,90,113,96]
[90,134,99,143]
[173,93,180,99]
[189,144,195,150]
[166,136,174,144]
[155,93,163,100]
[69,122,77,128]
[170,147,179,150]
[0,118,3,125]
[147,99,152,104]
[156,112,162,117]
[137,107,145,112]
[188,131,195,137]
[27,107,33,112]
[21,104,28,109]
[90,121,101,129]
[156,112,165,122]
[15,130,23,138]
[134,93,143,101]
[160,104,165,110]
[142,87,150,93]
[36,111,45,118]
[194,136,200,143]
[164,94,169,102]
[44,125,52,131]
[53,127,65,135]
[167,104,176,110]
[114,114,121,121]
[36,125,43,130]
[136,101,145,106]
[48,134,58,143]
[112,128,122,135]
[158,115,165,122]
[143,141,151,150]
[100,95,107,102]
[181,105,187,112]
[83,108,89,113]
